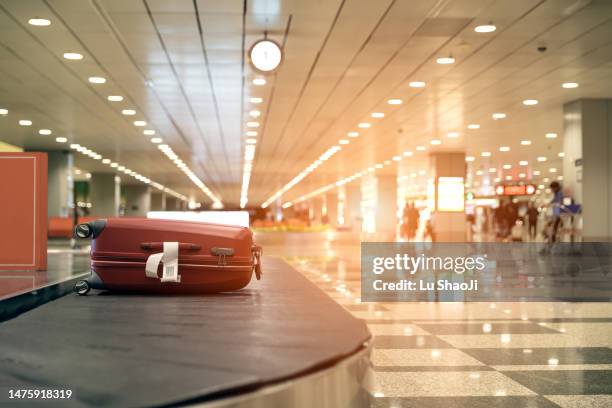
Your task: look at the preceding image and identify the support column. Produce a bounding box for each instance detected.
[429,153,466,242]
[375,174,397,240]
[150,191,166,211]
[47,151,73,217]
[122,184,151,217]
[563,99,612,240]
[89,173,120,217]
[345,183,362,232]
[311,197,324,225]
[325,191,338,228]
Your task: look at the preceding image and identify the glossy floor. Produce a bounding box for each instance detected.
[257,231,612,408]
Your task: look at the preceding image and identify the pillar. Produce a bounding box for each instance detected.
[89,173,120,217]
[345,183,362,231]
[429,153,466,242]
[375,174,397,239]
[563,99,612,240]
[150,191,166,211]
[325,191,338,227]
[122,184,151,217]
[311,197,324,225]
[47,151,73,217]
[166,196,179,211]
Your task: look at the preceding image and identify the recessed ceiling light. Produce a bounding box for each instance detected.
[521,140,532,145]
[430,139,441,145]
[252,78,266,86]
[246,121,260,128]
[562,82,579,89]
[537,156,547,162]
[416,145,426,151]
[143,129,155,135]
[133,120,146,126]
[503,164,512,169]
[476,170,483,176]
[38,129,52,135]
[371,112,385,118]
[63,52,83,60]
[55,137,67,143]
[150,137,162,144]
[474,23,496,33]
[358,122,371,129]
[408,81,426,88]
[465,156,475,162]
[108,95,123,102]
[481,151,491,157]
[467,123,480,129]
[436,56,455,64]
[505,175,512,181]
[492,112,506,120]
[88,76,106,84]
[28,18,51,26]
[392,155,402,161]
[519,173,526,178]
[558,152,565,157]
[110,162,118,168]
[102,158,111,164]
[403,150,413,157]
[122,109,136,115]
[347,131,359,138]
[0,108,7,115]
[499,146,510,152]
[447,131,459,138]
[519,160,528,166]
[533,170,540,176]
[245,138,257,144]
[249,110,261,118]
[545,132,557,139]
[384,160,391,165]
[387,99,403,105]
[250,97,263,104]
[549,168,557,173]
[246,131,258,137]
[523,99,539,106]
[489,168,496,173]
[19,120,32,126]
[338,139,349,145]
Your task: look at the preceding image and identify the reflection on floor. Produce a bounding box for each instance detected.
[0,247,90,301]
[257,231,612,408]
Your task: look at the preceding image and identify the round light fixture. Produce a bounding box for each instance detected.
[28,18,51,26]
[63,52,83,60]
[562,82,579,89]
[474,24,496,33]
[249,39,283,72]
[436,56,455,64]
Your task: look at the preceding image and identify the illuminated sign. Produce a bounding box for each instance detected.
[437,177,465,212]
[495,184,536,196]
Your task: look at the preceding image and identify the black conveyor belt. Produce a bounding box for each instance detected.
[0,258,370,407]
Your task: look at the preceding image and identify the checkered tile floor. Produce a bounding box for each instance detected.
[282,250,612,408]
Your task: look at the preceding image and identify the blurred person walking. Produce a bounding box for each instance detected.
[527,203,539,241]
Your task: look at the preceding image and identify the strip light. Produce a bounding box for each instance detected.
[157,144,222,206]
[261,145,342,208]
[69,143,188,202]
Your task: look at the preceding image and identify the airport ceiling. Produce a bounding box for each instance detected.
[1,0,611,207]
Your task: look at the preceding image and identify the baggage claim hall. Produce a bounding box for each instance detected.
[1,0,612,407]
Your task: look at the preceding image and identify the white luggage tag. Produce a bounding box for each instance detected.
[145,242,181,283]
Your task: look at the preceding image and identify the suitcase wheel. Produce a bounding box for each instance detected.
[74,280,91,296]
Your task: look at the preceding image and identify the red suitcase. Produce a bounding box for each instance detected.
[72,218,262,295]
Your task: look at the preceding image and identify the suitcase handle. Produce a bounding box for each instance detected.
[141,242,201,251]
